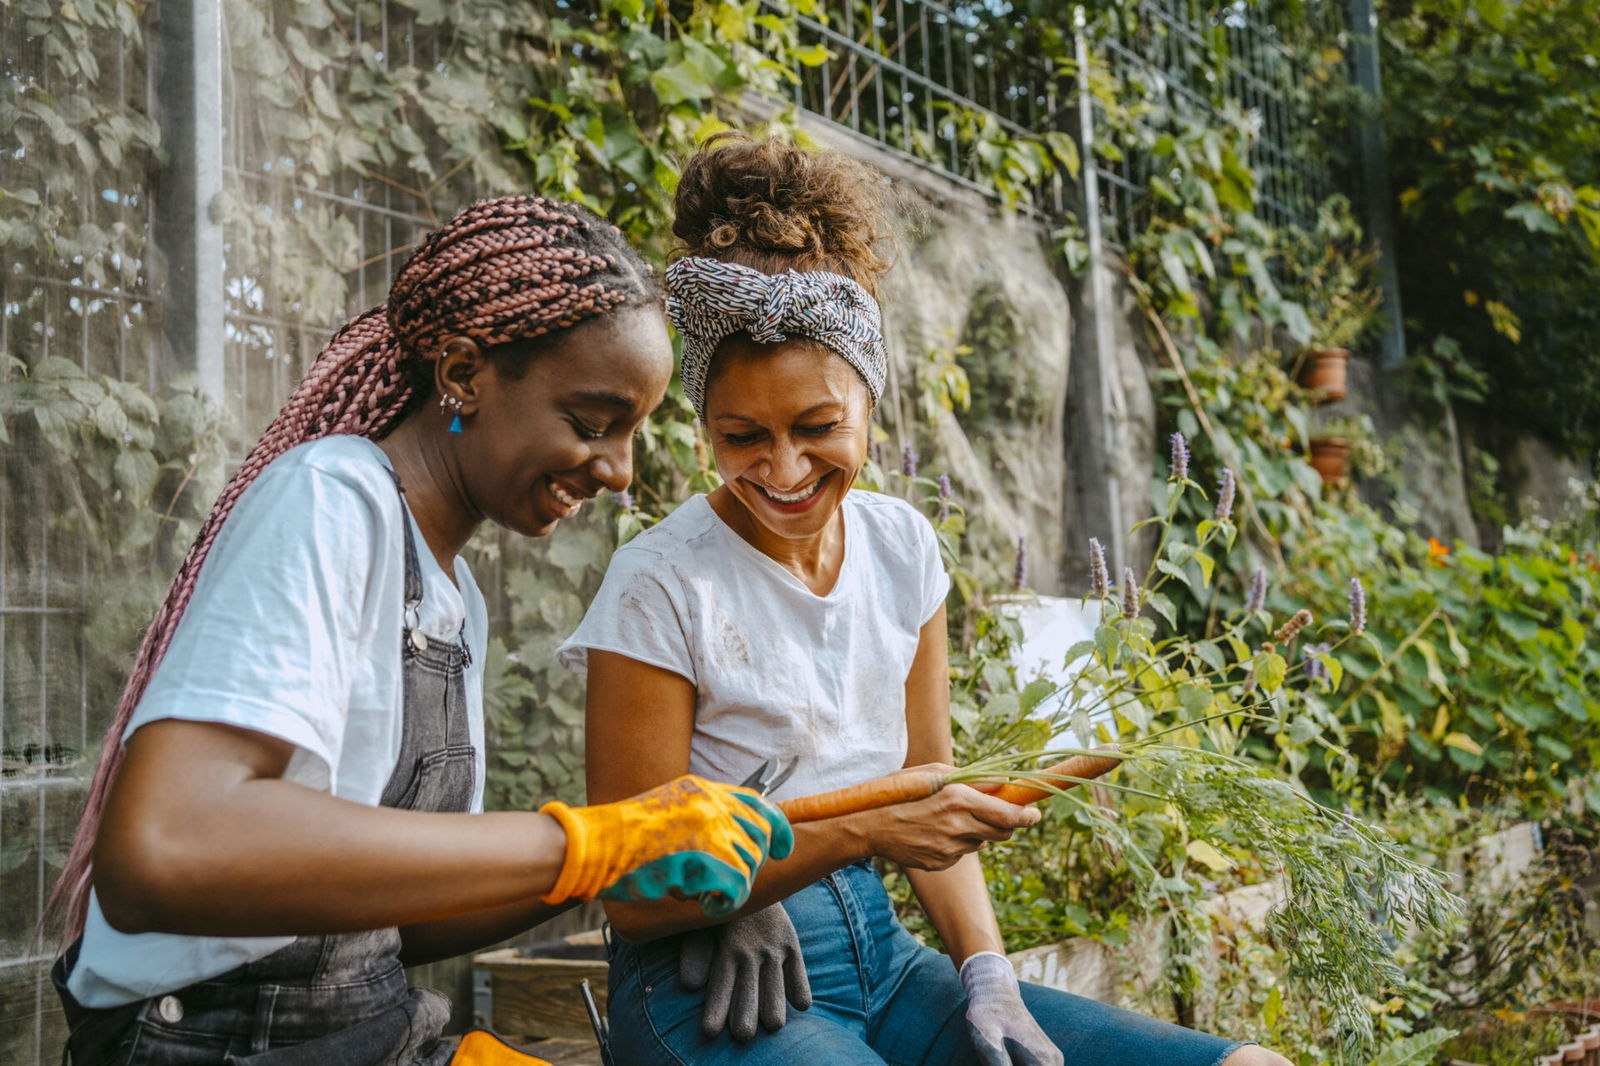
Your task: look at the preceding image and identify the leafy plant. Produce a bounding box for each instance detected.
[1278,195,1383,353]
[1382,0,1600,455]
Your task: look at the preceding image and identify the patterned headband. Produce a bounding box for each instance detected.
[666,256,888,417]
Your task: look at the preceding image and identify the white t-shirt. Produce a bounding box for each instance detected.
[558,491,949,801]
[69,435,488,1008]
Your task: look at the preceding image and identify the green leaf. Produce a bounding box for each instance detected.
[1019,678,1057,713]
[1185,839,1234,872]
[1492,609,1541,642]
[791,42,831,67]
[1192,641,1226,674]
[1155,558,1193,590]
[1371,1028,1456,1066]
[1412,639,1451,696]
[1252,651,1287,693]
[112,449,159,503]
[1177,682,1212,718]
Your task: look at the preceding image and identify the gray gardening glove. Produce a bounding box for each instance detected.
[960,951,1064,1066]
[678,903,812,1041]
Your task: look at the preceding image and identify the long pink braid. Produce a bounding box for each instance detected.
[50,195,658,943]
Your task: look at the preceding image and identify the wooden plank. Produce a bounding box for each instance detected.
[474,950,609,1042]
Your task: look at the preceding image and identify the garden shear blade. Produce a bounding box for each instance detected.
[684,758,798,914]
[740,756,798,797]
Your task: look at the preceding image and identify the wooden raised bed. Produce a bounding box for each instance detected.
[473,935,609,1043]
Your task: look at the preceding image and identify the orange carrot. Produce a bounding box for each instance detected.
[777,767,947,824]
[974,747,1123,806]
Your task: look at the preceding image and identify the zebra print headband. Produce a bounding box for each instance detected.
[666,256,888,418]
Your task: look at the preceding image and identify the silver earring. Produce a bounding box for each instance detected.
[439,394,464,415]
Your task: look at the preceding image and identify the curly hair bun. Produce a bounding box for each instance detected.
[672,131,895,297]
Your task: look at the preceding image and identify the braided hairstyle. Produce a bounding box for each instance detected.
[51,195,659,942]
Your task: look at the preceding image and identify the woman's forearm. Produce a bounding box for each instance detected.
[99,777,568,936]
[397,897,580,967]
[906,854,1006,967]
[603,815,875,942]
[95,720,569,937]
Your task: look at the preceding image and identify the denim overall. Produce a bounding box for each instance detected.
[55,474,477,1066]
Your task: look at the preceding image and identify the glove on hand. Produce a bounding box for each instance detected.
[539,775,793,917]
[679,903,812,1041]
[960,952,1064,1066]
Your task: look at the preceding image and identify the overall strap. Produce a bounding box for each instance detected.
[386,468,426,629]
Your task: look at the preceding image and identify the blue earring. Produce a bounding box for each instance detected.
[441,394,464,433]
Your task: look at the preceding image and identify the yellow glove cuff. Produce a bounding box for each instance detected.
[538,800,612,905]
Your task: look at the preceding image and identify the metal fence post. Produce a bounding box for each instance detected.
[154,0,225,402]
[1073,6,1128,575]
[1347,0,1406,372]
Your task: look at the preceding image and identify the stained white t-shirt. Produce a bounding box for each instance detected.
[69,435,488,1008]
[557,491,949,801]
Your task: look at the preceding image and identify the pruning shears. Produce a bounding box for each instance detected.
[687,756,797,913]
[739,755,799,798]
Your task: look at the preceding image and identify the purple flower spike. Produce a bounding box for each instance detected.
[1348,577,1367,635]
[1013,535,1028,591]
[1169,431,1191,481]
[616,489,635,511]
[1215,468,1236,522]
[1089,537,1110,598]
[1303,642,1331,683]
[902,442,920,479]
[1122,566,1140,620]
[1246,566,1268,612]
[937,473,952,524]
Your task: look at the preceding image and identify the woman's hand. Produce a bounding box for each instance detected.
[540,775,793,917]
[852,765,1040,871]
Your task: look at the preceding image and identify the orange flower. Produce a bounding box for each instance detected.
[1427,538,1450,566]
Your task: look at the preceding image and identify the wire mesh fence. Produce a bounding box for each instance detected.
[772,0,1345,243]
[0,0,165,1057]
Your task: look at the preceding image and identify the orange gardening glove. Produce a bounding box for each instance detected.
[450,1029,553,1065]
[539,774,794,918]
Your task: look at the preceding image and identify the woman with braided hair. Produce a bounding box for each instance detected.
[48,195,792,1066]
[561,134,1293,1066]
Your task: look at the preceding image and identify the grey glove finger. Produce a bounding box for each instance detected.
[1003,1035,1057,1066]
[780,932,812,1012]
[729,960,763,1042]
[700,936,738,1039]
[969,1029,1011,1066]
[758,955,788,1033]
[679,928,716,991]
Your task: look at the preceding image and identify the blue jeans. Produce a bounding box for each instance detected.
[606,861,1247,1065]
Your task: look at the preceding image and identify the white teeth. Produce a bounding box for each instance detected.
[550,482,582,509]
[763,479,822,504]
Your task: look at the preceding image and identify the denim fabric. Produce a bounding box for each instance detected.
[56,473,475,1066]
[606,861,1247,1066]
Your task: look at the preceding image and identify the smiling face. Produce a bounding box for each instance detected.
[703,337,873,543]
[460,307,673,538]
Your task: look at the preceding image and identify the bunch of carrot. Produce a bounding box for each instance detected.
[776,748,1124,825]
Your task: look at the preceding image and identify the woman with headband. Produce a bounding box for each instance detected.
[562,135,1290,1066]
[48,196,791,1066]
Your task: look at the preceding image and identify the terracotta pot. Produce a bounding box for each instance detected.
[1298,347,1351,403]
[1307,437,1351,485]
